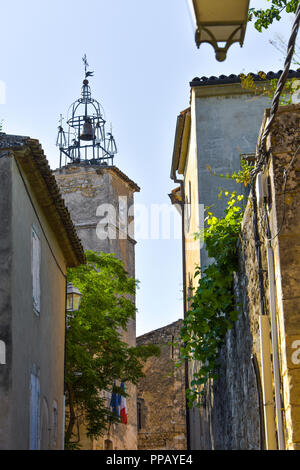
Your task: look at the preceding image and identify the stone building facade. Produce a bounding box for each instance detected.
[170,71,281,449]
[202,103,300,450]
[170,72,300,449]
[136,320,187,450]
[54,163,140,450]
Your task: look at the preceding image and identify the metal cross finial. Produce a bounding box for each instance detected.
[82,54,94,78]
[82,54,89,74]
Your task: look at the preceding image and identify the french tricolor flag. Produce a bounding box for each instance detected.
[120,382,127,424]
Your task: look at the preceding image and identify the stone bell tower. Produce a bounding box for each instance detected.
[54,56,139,450]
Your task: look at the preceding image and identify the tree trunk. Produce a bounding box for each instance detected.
[65,383,76,445]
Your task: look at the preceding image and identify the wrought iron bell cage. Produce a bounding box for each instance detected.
[57,62,117,168]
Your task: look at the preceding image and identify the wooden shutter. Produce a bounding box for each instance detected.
[29,372,40,450]
[0,340,5,365]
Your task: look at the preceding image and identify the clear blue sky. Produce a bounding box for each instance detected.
[0,1,296,335]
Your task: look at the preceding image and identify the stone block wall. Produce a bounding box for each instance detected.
[207,201,264,450]
[137,320,187,450]
[266,104,300,449]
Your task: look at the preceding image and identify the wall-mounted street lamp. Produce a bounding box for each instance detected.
[64,283,83,447]
[66,283,82,313]
[187,0,250,61]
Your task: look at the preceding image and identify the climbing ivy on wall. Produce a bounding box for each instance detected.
[240,71,299,106]
[178,162,252,407]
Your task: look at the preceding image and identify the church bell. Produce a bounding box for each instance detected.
[80,118,94,141]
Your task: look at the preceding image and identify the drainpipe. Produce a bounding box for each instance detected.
[251,178,278,450]
[266,243,285,449]
[251,354,266,450]
[171,171,191,451]
[253,174,285,449]
[263,193,285,449]
[259,315,277,449]
[62,277,67,450]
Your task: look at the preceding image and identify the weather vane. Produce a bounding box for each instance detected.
[82,54,94,79]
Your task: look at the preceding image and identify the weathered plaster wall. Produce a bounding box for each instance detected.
[11,157,67,450]
[0,154,67,450]
[137,320,187,450]
[192,85,271,270]
[0,155,13,450]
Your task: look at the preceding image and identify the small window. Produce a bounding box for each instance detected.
[104,439,113,450]
[171,335,175,359]
[31,225,41,315]
[137,402,142,430]
[137,398,145,430]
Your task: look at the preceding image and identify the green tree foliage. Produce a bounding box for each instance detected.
[248,0,299,32]
[65,250,159,448]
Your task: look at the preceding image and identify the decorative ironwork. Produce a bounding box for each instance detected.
[57,56,117,168]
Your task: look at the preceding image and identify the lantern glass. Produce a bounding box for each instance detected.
[66,283,82,312]
[187,0,250,61]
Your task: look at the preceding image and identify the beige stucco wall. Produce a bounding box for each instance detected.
[183,101,201,298]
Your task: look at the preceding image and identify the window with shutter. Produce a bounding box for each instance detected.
[31,225,41,315]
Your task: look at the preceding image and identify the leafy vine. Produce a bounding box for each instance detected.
[178,161,252,406]
[240,71,299,106]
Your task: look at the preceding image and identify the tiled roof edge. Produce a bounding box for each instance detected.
[190,69,300,87]
[136,319,184,341]
[109,165,141,193]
